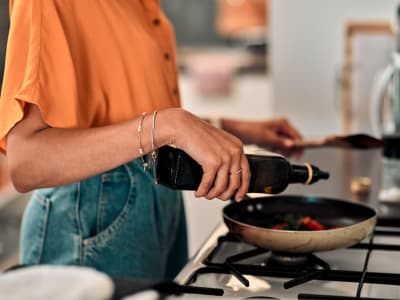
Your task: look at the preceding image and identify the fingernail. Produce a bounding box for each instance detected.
[284,139,294,147]
[235,195,243,202]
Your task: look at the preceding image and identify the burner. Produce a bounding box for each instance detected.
[269,252,309,266]
[219,248,332,289]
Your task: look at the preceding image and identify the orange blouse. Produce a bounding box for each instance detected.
[0,0,181,153]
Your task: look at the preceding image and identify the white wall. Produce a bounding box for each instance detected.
[180,73,273,119]
[271,0,399,136]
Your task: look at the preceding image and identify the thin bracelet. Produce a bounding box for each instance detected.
[151,110,158,162]
[137,112,148,171]
[151,111,159,182]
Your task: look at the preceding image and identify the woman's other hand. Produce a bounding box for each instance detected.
[221,117,303,158]
[156,109,250,202]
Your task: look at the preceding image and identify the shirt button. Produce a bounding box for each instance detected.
[152,18,161,26]
[164,53,170,60]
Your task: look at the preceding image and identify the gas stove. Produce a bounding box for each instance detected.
[166,149,400,300]
[172,214,400,300]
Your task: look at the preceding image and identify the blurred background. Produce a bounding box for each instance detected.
[0,0,399,267]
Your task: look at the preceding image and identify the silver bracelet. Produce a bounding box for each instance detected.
[137,112,148,171]
[151,111,159,182]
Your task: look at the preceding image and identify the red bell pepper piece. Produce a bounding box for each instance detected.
[272,222,289,230]
[301,216,325,230]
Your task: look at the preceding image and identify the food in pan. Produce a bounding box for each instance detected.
[270,214,338,231]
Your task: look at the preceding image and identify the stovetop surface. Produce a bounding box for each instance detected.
[186,274,400,299]
[172,224,400,300]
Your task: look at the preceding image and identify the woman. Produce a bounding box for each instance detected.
[0,0,302,280]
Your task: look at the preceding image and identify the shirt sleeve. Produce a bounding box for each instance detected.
[0,0,182,154]
[0,0,42,153]
[0,0,93,154]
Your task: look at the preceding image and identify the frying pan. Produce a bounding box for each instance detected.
[223,195,376,253]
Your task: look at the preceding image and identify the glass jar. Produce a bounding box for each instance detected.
[379,135,400,202]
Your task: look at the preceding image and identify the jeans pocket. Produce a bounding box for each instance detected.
[83,168,136,247]
[20,192,51,264]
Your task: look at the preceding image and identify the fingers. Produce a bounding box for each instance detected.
[216,147,243,201]
[271,141,304,158]
[276,118,302,141]
[194,136,249,202]
[278,119,304,158]
[266,131,291,150]
[204,156,230,200]
[173,110,250,201]
[195,159,218,198]
[235,153,250,201]
[263,118,303,158]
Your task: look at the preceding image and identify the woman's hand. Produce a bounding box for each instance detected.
[221,117,303,157]
[156,108,250,202]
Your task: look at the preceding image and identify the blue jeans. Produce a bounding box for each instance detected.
[20,160,188,280]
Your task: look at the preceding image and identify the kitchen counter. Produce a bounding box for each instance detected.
[283,148,381,207]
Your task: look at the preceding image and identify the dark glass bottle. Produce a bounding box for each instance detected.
[155,146,329,194]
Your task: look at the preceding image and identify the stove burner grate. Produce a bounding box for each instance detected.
[183,228,400,299]
[220,247,331,289]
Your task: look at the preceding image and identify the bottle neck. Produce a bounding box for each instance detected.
[289,163,329,185]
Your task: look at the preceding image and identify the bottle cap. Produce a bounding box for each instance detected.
[382,134,400,159]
